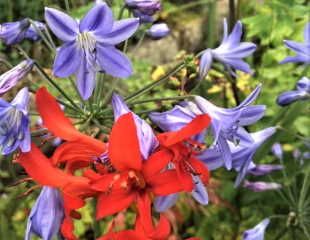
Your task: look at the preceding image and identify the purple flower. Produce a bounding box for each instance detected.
[45,2,139,99]
[199,127,276,186]
[0,19,45,45]
[0,87,30,155]
[280,22,310,64]
[277,77,310,106]
[271,142,283,160]
[200,18,256,78]
[150,84,266,170]
[243,218,270,240]
[0,59,34,95]
[25,187,64,240]
[248,164,283,176]
[147,23,170,39]
[126,0,161,23]
[111,93,158,159]
[243,180,282,192]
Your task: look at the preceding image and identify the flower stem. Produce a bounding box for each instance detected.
[128,95,195,105]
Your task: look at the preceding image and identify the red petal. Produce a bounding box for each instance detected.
[17,143,89,188]
[149,170,184,196]
[142,149,172,182]
[188,157,210,184]
[176,163,194,192]
[36,87,105,151]
[61,217,76,240]
[52,141,102,165]
[150,215,171,239]
[96,191,135,220]
[109,113,142,171]
[158,114,211,146]
[137,193,153,234]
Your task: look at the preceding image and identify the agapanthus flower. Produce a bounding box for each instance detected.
[248,164,283,176]
[0,87,30,155]
[199,127,276,186]
[280,22,310,64]
[0,19,45,45]
[147,23,170,39]
[125,0,161,23]
[243,218,270,240]
[243,180,282,192]
[111,93,158,160]
[271,142,283,160]
[277,77,310,106]
[45,2,139,99]
[199,18,256,78]
[25,187,64,240]
[150,84,265,170]
[0,59,34,95]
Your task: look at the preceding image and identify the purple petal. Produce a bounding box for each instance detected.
[248,164,283,176]
[271,142,283,160]
[218,42,256,58]
[221,18,228,43]
[98,18,139,45]
[111,93,158,159]
[218,135,232,170]
[199,49,213,79]
[79,2,113,34]
[149,105,196,132]
[147,23,170,40]
[276,90,306,106]
[97,45,133,78]
[25,187,64,240]
[226,21,242,47]
[284,40,307,54]
[244,180,282,192]
[11,87,29,113]
[154,194,179,212]
[243,218,270,240]
[76,58,96,100]
[221,58,252,73]
[238,105,266,126]
[0,59,34,95]
[45,7,78,42]
[191,176,208,205]
[53,42,81,77]
[237,84,262,109]
[296,77,310,92]
[198,148,224,170]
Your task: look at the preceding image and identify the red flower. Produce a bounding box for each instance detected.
[157,114,211,191]
[91,113,183,220]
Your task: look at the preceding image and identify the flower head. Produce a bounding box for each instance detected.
[243,218,270,240]
[45,2,139,99]
[150,84,265,170]
[0,87,30,154]
[271,142,283,160]
[147,23,170,39]
[0,59,34,95]
[280,22,310,64]
[126,0,161,23]
[0,19,45,45]
[25,187,64,240]
[277,77,310,106]
[199,18,256,78]
[248,164,283,176]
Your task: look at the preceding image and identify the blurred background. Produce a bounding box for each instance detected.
[0,0,309,239]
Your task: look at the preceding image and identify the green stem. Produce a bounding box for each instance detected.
[129,95,195,105]
[118,5,126,20]
[64,0,70,12]
[28,19,55,52]
[33,62,83,113]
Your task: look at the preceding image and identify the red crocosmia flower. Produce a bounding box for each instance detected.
[17,144,95,240]
[91,113,183,220]
[98,193,170,240]
[157,114,211,192]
